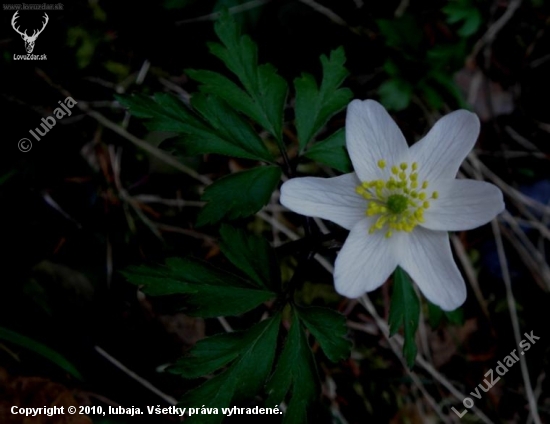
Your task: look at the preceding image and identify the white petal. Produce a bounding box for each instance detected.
[334,218,402,298]
[399,228,466,311]
[280,173,366,230]
[409,110,480,182]
[346,99,409,181]
[421,179,505,231]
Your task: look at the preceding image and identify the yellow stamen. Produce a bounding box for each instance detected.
[355,160,437,236]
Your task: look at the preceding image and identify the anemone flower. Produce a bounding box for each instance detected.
[280,99,504,310]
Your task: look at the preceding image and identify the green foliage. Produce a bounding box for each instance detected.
[427,301,464,328]
[188,11,287,143]
[377,10,475,111]
[188,93,274,162]
[116,92,194,132]
[0,327,82,380]
[117,93,273,162]
[296,306,351,362]
[219,224,281,290]
[213,0,263,27]
[377,15,423,54]
[303,129,351,173]
[67,27,97,69]
[197,166,282,226]
[170,331,245,379]
[388,267,420,368]
[443,0,483,37]
[267,312,319,424]
[378,79,413,112]
[294,47,352,151]
[117,13,358,418]
[163,0,198,9]
[122,257,275,317]
[174,315,281,424]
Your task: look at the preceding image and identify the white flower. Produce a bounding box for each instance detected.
[281,99,504,311]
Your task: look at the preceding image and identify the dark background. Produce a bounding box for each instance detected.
[1,0,549,423]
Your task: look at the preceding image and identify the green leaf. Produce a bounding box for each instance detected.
[122,257,275,317]
[445,307,464,325]
[180,315,281,424]
[377,15,423,52]
[388,267,420,368]
[296,306,351,362]
[219,224,280,290]
[0,327,82,380]
[419,82,444,110]
[170,324,267,379]
[427,42,468,70]
[181,373,235,424]
[188,12,287,142]
[197,165,282,226]
[294,47,352,151]
[169,333,242,380]
[443,0,482,37]
[428,301,465,327]
[187,93,273,162]
[266,312,318,424]
[117,92,273,162]
[427,300,444,328]
[304,129,351,173]
[378,79,413,111]
[116,93,194,132]
[431,72,468,109]
[187,70,262,126]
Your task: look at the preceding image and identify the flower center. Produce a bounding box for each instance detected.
[386,194,408,214]
[355,160,439,238]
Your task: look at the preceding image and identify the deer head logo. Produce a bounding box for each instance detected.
[11,11,49,54]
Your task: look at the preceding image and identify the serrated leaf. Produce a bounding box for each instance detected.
[169,332,243,379]
[181,315,281,424]
[182,372,236,424]
[197,166,282,226]
[388,267,420,368]
[219,224,280,290]
[294,47,352,151]
[304,129,351,173]
[188,93,273,161]
[189,12,287,142]
[117,92,273,162]
[296,306,351,362]
[122,257,275,317]
[0,327,82,380]
[378,79,413,111]
[266,312,318,424]
[187,70,263,126]
[116,93,194,132]
[170,314,283,379]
